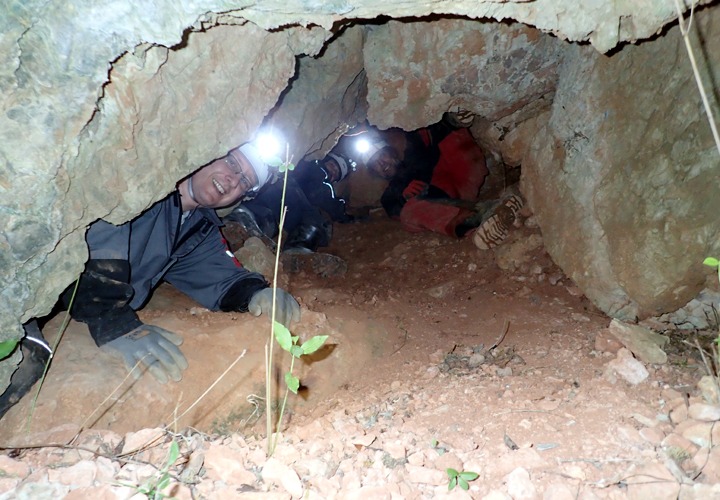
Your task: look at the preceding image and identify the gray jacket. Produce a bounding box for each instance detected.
[81,191,267,345]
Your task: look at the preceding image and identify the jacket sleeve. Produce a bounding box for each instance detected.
[69,221,143,346]
[163,226,268,312]
[305,184,349,221]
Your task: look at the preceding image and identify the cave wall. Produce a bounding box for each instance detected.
[522,8,720,319]
[1,0,717,392]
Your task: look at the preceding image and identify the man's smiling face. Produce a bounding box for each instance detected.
[188,150,258,209]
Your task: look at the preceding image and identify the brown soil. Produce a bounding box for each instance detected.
[0,210,715,498]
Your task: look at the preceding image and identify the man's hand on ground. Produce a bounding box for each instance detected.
[102,325,188,384]
[248,288,301,327]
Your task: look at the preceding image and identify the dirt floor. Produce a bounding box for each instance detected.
[1,209,720,499]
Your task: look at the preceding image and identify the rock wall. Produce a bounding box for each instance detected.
[363,18,565,131]
[522,8,720,320]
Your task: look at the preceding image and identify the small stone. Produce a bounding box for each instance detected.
[696,446,720,483]
[639,427,665,446]
[548,273,563,285]
[0,454,30,479]
[605,348,649,385]
[608,319,668,364]
[47,460,97,487]
[261,457,304,498]
[678,483,720,500]
[662,433,698,460]
[404,464,446,486]
[384,441,406,460]
[542,483,576,500]
[625,463,680,500]
[697,376,720,404]
[565,285,583,297]
[432,452,463,473]
[351,433,377,448]
[688,403,720,422]
[594,330,624,354]
[570,312,590,322]
[669,403,689,425]
[121,428,165,456]
[682,422,714,448]
[468,353,485,367]
[505,467,536,500]
[204,442,256,485]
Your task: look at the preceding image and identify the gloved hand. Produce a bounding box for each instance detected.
[402,180,429,200]
[248,288,301,327]
[101,324,188,384]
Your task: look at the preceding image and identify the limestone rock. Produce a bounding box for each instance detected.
[608,319,668,364]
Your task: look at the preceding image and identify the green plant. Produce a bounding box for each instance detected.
[270,320,327,453]
[264,148,329,455]
[703,257,720,340]
[430,438,447,455]
[133,440,180,499]
[446,468,479,491]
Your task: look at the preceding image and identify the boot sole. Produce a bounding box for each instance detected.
[473,194,523,250]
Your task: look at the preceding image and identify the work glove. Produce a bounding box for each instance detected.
[101,324,188,384]
[248,288,301,327]
[402,180,429,200]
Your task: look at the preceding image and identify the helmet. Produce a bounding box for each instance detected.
[325,153,351,181]
[237,143,270,191]
[358,137,390,166]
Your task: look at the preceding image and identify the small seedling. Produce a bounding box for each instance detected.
[430,438,447,455]
[446,468,479,491]
[124,440,179,499]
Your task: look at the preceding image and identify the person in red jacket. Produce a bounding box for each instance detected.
[360,111,523,249]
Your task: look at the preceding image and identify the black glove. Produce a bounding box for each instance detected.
[101,324,188,384]
[0,321,52,419]
[248,288,301,327]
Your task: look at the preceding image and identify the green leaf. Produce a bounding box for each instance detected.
[274,321,293,352]
[301,335,328,355]
[0,339,19,360]
[458,477,469,490]
[448,476,457,491]
[285,372,300,394]
[704,257,720,267]
[167,440,180,466]
[460,471,479,481]
[290,345,304,358]
[157,474,170,491]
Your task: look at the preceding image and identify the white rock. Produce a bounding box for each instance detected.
[688,403,720,422]
[261,457,304,498]
[505,467,537,500]
[605,348,649,385]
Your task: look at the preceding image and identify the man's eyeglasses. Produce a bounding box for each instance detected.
[224,154,255,192]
